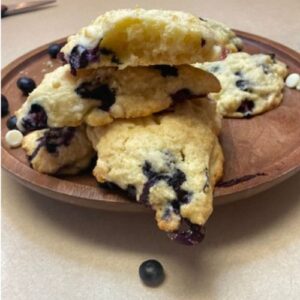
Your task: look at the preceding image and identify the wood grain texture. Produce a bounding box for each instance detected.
[1,30,300,210]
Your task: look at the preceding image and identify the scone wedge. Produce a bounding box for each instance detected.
[60,9,242,72]
[16,64,220,131]
[87,98,224,245]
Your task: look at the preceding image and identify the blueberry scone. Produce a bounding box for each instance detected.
[60,9,241,73]
[201,18,243,58]
[15,64,220,131]
[195,52,288,117]
[22,126,95,174]
[87,99,224,245]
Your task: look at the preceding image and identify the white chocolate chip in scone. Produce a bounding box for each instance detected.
[5,129,24,148]
[285,73,300,88]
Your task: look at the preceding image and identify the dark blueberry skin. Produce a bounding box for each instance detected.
[201,39,206,47]
[1,94,9,117]
[153,65,178,77]
[139,260,165,287]
[17,77,36,95]
[6,115,17,129]
[21,104,48,133]
[76,83,116,111]
[235,79,252,92]
[237,99,255,118]
[48,44,62,58]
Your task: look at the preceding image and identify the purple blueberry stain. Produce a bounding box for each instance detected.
[75,82,116,111]
[167,220,205,246]
[28,127,75,162]
[21,104,48,133]
[153,65,178,77]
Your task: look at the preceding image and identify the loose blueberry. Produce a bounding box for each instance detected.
[6,115,17,129]
[48,44,62,59]
[1,94,9,117]
[153,65,178,77]
[17,77,36,95]
[139,260,165,287]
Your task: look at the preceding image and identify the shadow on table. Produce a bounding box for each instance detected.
[3,172,300,296]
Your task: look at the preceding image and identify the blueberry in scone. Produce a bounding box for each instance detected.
[87,98,224,245]
[60,9,242,72]
[15,64,220,131]
[22,125,95,175]
[195,52,288,118]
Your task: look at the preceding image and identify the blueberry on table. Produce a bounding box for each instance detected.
[48,44,62,58]
[6,115,17,130]
[1,94,9,117]
[139,259,165,287]
[17,77,36,95]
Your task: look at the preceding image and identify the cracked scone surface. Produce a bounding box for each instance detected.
[61,9,241,71]
[16,64,220,131]
[22,126,94,174]
[202,18,243,56]
[87,99,224,234]
[196,52,288,117]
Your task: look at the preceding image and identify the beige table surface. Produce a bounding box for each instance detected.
[2,0,300,299]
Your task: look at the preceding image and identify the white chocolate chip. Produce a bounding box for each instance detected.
[285,73,300,88]
[5,130,24,148]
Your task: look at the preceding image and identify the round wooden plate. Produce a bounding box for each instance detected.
[2,30,300,211]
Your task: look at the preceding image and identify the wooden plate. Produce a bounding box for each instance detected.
[2,30,300,211]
